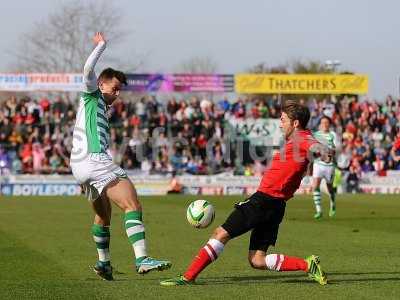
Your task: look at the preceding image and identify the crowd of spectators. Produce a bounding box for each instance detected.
[0,96,73,175]
[311,95,400,177]
[1,93,400,179]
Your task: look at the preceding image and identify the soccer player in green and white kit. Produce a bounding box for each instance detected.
[312,116,338,219]
[70,32,171,280]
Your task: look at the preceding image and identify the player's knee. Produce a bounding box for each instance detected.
[94,213,111,226]
[248,255,265,269]
[125,199,141,212]
[211,227,230,244]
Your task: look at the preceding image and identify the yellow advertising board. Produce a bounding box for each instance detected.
[235,74,368,94]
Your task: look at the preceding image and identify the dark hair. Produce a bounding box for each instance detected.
[98,68,127,85]
[320,115,332,124]
[282,100,310,129]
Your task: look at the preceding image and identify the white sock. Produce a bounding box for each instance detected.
[313,190,322,213]
[204,239,224,261]
[265,254,284,271]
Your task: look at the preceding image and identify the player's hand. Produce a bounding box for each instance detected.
[93,32,106,45]
[310,143,334,163]
[321,148,334,163]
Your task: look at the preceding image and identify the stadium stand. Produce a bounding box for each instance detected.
[0,94,399,179]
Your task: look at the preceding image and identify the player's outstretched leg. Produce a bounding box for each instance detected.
[313,189,322,219]
[124,210,171,273]
[160,227,227,286]
[105,178,171,274]
[327,184,336,217]
[91,194,113,280]
[249,251,328,285]
[312,176,323,219]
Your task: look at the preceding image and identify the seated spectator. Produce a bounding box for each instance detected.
[39,98,50,112]
[347,166,360,193]
[361,160,374,173]
[196,133,207,159]
[8,129,23,148]
[49,149,62,174]
[218,96,230,112]
[20,142,33,173]
[32,142,45,174]
[170,149,184,172]
[233,100,246,118]
[135,98,147,125]
[40,157,51,174]
[0,117,13,143]
[167,97,179,115]
[0,146,11,175]
[258,101,268,118]
[12,157,22,174]
[373,154,386,176]
[185,158,199,174]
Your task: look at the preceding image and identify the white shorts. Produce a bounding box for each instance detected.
[70,153,127,202]
[312,162,334,184]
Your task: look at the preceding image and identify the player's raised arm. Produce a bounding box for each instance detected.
[83,32,107,93]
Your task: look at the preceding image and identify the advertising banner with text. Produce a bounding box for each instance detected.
[5,173,400,195]
[1,73,368,94]
[125,74,234,93]
[0,73,235,92]
[235,74,369,94]
[227,117,282,146]
[0,73,83,91]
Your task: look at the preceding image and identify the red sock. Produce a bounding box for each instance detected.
[266,254,308,272]
[184,239,224,281]
[280,255,308,272]
[184,248,213,281]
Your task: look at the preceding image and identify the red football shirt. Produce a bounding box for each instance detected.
[258,130,317,200]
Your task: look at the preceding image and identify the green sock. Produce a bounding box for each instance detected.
[313,188,322,213]
[124,211,147,264]
[330,192,336,211]
[91,224,110,265]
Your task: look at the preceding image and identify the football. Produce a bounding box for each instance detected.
[186,199,215,228]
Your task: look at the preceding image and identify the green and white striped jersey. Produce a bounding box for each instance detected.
[71,41,110,158]
[313,130,337,166]
[73,90,110,154]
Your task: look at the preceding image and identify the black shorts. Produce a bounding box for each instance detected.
[221,191,286,252]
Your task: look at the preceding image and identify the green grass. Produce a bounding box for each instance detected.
[0,194,399,299]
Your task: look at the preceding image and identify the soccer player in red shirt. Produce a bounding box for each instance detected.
[160,100,329,286]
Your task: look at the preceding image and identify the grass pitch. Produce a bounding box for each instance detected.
[0,194,399,299]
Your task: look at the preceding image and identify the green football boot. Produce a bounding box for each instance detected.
[314,212,323,220]
[160,275,194,286]
[93,261,113,281]
[305,255,328,285]
[329,208,336,217]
